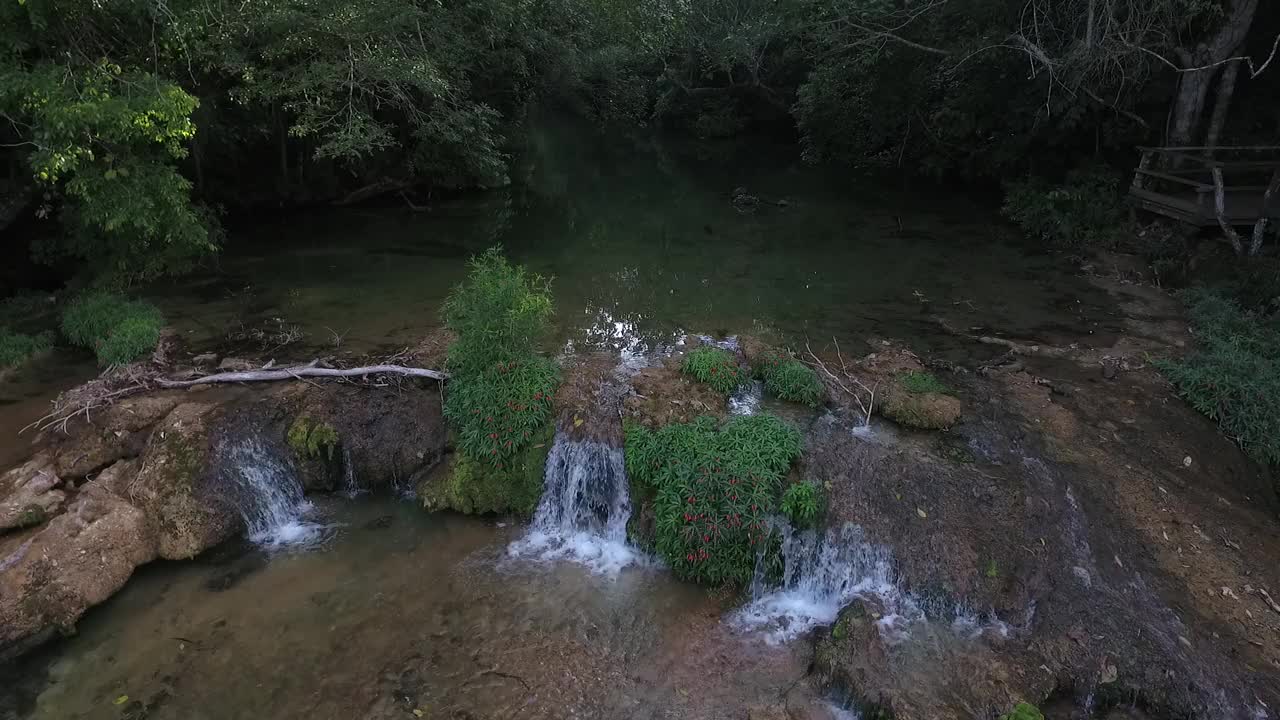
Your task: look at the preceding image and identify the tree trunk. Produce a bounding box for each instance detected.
[1204,60,1240,153]
[1169,0,1259,146]
[1249,169,1280,256]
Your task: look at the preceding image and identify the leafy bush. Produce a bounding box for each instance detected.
[60,292,164,366]
[754,350,825,406]
[444,357,559,466]
[1158,289,1280,465]
[897,370,951,395]
[682,346,746,395]
[0,329,53,369]
[781,482,823,528]
[999,703,1044,720]
[626,414,802,585]
[287,416,340,461]
[443,247,553,375]
[1003,165,1125,248]
[441,247,559,512]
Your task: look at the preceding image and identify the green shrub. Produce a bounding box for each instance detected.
[1003,165,1124,248]
[754,350,825,406]
[443,247,553,374]
[682,346,746,395]
[626,414,802,586]
[441,247,559,508]
[424,423,553,515]
[1158,288,1280,465]
[781,481,823,528]
[999,702,1044,720]
[444,357,559,465]
[287,416,340,461]
[60,291,164,366]
[0,329,53,369]
[897,370,950,395]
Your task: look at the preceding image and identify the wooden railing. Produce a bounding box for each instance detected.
[1129,146,1280,228]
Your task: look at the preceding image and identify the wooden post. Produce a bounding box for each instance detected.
[1249,168,1280,256]
[1212,167,1246,256]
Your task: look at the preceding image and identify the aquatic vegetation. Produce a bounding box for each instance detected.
[60,292,164,366]
[999,702,1043,720]
[682,346,746,395]
[443,248,558,467]
[753,350,825,406]
[1158,288,1280,466]
[424,425,552,515]
[626,414,801,585]
[896,370,951,396]
[780,481,823,529]
[287,416,339,461]
[0,329,52,369]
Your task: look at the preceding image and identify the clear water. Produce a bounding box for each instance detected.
[2,497,826,720]
[144,121,1120,366]
[214,436,332,550]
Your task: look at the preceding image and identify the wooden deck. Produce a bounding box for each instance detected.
[1128,146,1280,227]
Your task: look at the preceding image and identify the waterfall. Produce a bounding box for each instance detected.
[219,436,330,550]
[729,380,763,416]
[340,445,364,498]
[508,432,642,576]
[731,523,922,644]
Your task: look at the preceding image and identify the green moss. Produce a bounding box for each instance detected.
[999,703,1044,720]
[423,422,552,516]
[17,505,48,528]
[287,416,340,461]
[984,558,999,578]
[897,370,951,395]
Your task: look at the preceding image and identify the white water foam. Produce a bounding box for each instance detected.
[732,523,923,644]
[729,380,764,416]
[221,437,333,550]
[340,445,365,498]
[508,433,644,576]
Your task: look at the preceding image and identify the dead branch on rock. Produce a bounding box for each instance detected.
[805,339,876,426]
[933,317,1073,358]
[154,362,448,388]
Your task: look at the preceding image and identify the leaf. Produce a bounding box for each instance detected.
[916,508,927,519]
[113,695,129,706]
[413,709,425,718]
[574,416,583,428]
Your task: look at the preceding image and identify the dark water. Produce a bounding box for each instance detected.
[147,122,1120,364]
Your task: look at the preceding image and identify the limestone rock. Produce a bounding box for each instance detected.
[0,455,64,532]
[880,387,962,430]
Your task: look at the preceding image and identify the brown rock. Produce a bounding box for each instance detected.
[0,454,64,531]
[880,387,962,430]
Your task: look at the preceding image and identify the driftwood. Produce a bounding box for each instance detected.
[155,362,448,388]
[933,317,1072,358]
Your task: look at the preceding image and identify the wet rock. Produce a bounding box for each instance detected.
[0,473,156,656]
[623,356,727,428]
[217,357,255,372]
[0,455,64,532]
[192,352,219,365]
[48,393,183,478]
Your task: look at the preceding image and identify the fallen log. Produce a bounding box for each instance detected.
[156,363,448,388]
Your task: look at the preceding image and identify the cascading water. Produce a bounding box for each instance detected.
[729,380,763,416]
[508,432,642,576]
[219,436,330,550]
[340,445,364,498]
[733,523,922,644]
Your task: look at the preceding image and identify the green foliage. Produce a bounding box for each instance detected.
[60,292,164,366]
[999,702,1044,720]
[682,346,746,395]
[625,414,802,585]
[780,481,823,528]
[1158,289,1280,465]
[444,248,554,375]
[1003,166,1126,248]
[287,416,340,461]
[442,248,558,505]
[0,329,53,369]
[426,424,554,515]
[754,350,824,407]
[897,370,950,395]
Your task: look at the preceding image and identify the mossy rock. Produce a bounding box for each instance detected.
[287,416,339,461]
[999,703,1043,720]
[879,372,961,430]
[418,423,552,516]
[16,505,48,528]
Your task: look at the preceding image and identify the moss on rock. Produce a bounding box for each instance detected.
[879,371,961,430]
[418,422,552,516]
[287,415,340,461]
